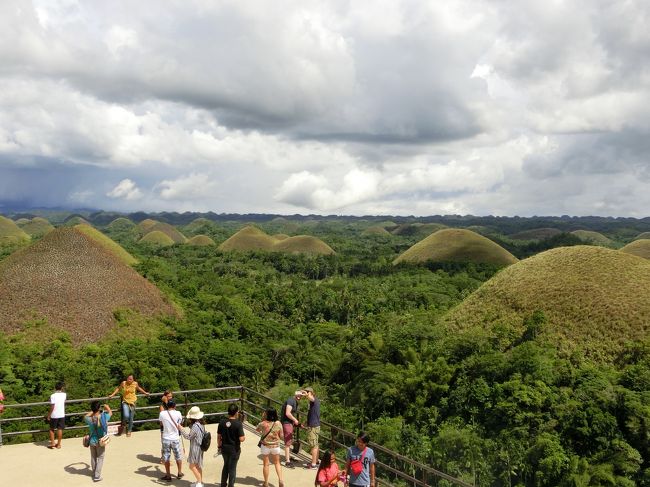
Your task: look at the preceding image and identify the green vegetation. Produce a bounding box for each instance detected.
[0,213,649,486]
[509,228,562,241]
[362,225,392,236]
[107,217,136,230]
[394,228,518,266]
[572,230,616,248]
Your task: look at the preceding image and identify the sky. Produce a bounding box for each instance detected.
[0,0,649,217]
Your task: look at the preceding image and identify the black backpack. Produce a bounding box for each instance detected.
[200,425,211,452]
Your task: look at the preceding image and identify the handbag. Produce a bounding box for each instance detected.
[99,434,111,447]
[350,447,367,475]
[83,435,90,448]
[257,420,276,448]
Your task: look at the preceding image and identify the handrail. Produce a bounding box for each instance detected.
[0,385,473,487]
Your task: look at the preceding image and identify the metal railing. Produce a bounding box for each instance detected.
[0,386,473,487]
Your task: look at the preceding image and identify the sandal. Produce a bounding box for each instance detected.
[160,475,172,481]
[177,473,184,479]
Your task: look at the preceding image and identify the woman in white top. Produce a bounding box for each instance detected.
[256,408,284,487]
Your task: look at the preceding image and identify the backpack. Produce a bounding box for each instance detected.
[200,425,211,452]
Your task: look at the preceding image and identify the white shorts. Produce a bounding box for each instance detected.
[260,444,282,456]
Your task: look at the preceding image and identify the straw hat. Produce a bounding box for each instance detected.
[186,406,204,420]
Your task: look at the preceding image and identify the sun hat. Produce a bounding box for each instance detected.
[186,406,204,420]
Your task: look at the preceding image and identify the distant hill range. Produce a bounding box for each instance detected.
[0,227,176,343]
[445,246,650,360]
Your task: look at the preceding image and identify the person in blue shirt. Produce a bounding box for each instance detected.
[84,401,112,482]
[344,432,376,487]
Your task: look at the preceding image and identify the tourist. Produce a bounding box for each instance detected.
[344,432,376,487]
[159,390,173,463]
[84,401,112,482]
[47,381,66,449]
[315,450,340,487]
[158,399,184,482]
[217,403,245,487]
[303,387,321,469]
[181,406,206,487]
[256,408,284,487]
[281,390,304,467]
[107,374,150,437]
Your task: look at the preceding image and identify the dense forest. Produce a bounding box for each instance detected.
[1,215,649,486]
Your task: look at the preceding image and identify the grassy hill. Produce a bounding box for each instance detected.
[219,226,334,255]
[19,217,55,237]
[0,227,176,343]
[137,218,159,232]
[139,231,175,246]
[63,216,90,226]
[74,224,138,265]
[143,222,187,243]
[107,217,136,230]
[186,235,216,246]
[445,245,650,360]
[0,216,31,245]
[634,232,650,240]
[620,239,650,260]
[394,228,518,266]
[571,229,615,247]
[391,222,447,237]
[362,226,392,237]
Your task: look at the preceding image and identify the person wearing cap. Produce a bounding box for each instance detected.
[303,387,321,469]
[181,406,206,487]
[158,399,184,482]
[280,390,305,467]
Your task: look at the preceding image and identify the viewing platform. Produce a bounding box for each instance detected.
[0,424,317,487]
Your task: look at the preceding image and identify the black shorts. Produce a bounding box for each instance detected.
[49,417,65,430]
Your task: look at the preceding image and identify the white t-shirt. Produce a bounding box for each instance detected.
[159,409,183,441]
[50,391,66,419]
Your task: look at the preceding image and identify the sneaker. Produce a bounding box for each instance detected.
[93,477,102,482]
[284,461,293,468]
[307,463,319,470]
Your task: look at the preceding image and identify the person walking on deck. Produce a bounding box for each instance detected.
[256,408,285,487]
[181,406,207,487]
[107,374,149,436]
[84,401,112,482]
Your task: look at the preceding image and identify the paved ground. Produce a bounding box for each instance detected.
[0,424,319,487]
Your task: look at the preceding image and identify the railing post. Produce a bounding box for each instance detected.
[239,386,246,422]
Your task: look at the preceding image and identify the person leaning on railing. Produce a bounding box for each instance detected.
[107,374,150,437]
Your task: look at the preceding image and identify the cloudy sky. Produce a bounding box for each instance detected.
[1,0,649,217]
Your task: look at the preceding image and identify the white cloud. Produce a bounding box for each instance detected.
[107,179,142,200]
[156,173,216,201]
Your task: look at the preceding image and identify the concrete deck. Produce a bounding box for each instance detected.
[0,424,318,487]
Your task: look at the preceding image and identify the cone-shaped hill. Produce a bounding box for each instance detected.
[394,228,517,266]
[571,230,615,247]
[137,219,159,232]
[19,217,54,237]
[391,222,447,236]
[0,216,30,244]
[107,217,136,230]
[620,239,650,260]
[509,228,562,241]
[139,231,175,246]
[362,226,392,237]
[219,226,334,255]
[63,215,90,226]
[141,222,187,243]
[445,246,650,360]
[187,235,216,246]
[273,235,335,255]
[0,227,176,343]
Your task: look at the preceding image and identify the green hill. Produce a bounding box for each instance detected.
[634,232,650,240]
[571,230,615,247]
[362,226,392,237]
[19,217,55,238]
[137,219,159,232]
[74,224,138,265]
[620,239,650,260]
[445,245,650,360]
[218,226,277,252]
[63,216,90,226]
[0,216,31,245]
[273,235,335,255]
[139,231,175,246]
[107,217,136,230]
[186,235,216,246]
[0,227,176,344]
[394,228,517,266]
[143,222,187,244]
[391,222,447,237]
